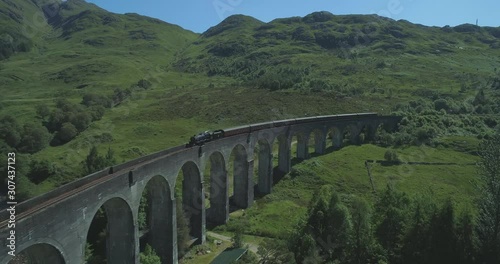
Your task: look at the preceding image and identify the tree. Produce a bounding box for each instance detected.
[401,194,436,264]
[137,79,152,90]
[232,230,243,248]
[35,104,51,120]
[348,197,379,264]
[55,122,78,144]
[27,159,57,184]
[324,200,353,262]
[428,199,458,263]
[104,147,116,166]
[140,244,161,264]
[289,227,318,264]
[476,135,500,263]
[258,238,295,264]
[456,209,477,264]
[18,123,51,153]
[84,146,101,174]
[374,185,411,263]
[82,93,113,108]
[46,109,66,132]
[83,146,116,174]
[0,115,21,147]
[71,112,92,132]
[384,149,399,162]
[88,105,106,121]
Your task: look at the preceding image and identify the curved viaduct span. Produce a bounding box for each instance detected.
[0,113,400,264]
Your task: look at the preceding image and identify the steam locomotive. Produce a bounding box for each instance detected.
[186,129,225,147]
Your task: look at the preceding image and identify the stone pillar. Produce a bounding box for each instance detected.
[297,134,309,160]
[233,156,250,209]
[245,160,255,207]
[208,168,229,225]
[169,198,178,264]
[278,137,291,174]
[258,145,273,194]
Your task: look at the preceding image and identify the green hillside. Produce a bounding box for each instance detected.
[175,12,500,97]
[0,0,197,104]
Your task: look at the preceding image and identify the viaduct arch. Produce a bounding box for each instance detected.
[0,113,400,264]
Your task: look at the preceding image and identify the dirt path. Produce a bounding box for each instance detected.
[206,231,260,255]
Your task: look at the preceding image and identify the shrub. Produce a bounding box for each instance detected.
[140,244,161,264]
[35,104,51,120]
[71,112,92,132]
[18,123,51,153]
[384,149,400,162]
[434,99,450,111]
[82,93,113,108]
[137,79,152,89]
[55,122,78,144]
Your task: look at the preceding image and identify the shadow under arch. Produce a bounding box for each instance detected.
[86,197,135,264]
[230,144,250,209]
[358,123,373,144]
[8,243,65,264]
[310,128,326,155]
[176,161,204,245]
[139,175,174,264]
[342,123,363,146]
[327,126,343,150]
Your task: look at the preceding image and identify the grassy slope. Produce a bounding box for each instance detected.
[175,13,500,100]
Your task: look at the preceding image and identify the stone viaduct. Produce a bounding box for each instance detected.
[0,113,400,264]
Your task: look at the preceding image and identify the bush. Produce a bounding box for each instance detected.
[434,99,450,111]
[54,122,78,144]
[82,146,116,174]
[232,231,243,248]
[137,79,152,90]
[35,104,51,120]
[88,105,106,121]
[140,244,161,264]
[0,115,21,147]
[384,149,400,162]
[18,123,51,153]
[82,93,113,108]
[27,159,60,184]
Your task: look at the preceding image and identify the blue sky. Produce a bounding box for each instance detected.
[87,0,500,33]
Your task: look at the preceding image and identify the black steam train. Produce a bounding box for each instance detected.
[186,129,225,147]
